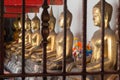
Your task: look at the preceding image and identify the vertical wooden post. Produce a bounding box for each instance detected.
[63,0,67,80]
[101,0,105,80]
[82,0,87,80]
[0,0,4,80]
[118,0,120,79]
[22,0,25,80]
[41,0,50,80]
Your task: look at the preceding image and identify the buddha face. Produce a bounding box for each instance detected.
[31,21,35,30]
[93,8,101,27]
[49,21,54,32]
[18,20,22,30]
[31,21,39,31]
[58,11,72,29]
[25,21,31,31]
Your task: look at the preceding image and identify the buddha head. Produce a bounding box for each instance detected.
[18,17,22,31]
[25,14,31,31]
[49,7,56,32]
[58,8,72,29]
[31,13,40,31]
[93,1,113,28]
[13,17,21,31]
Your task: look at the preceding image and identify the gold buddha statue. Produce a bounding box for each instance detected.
[66,1,117,80]
[47,7,57,55]
[17,18,22,43]
[55,8,73,61]
[31,13,42,48]
[14,14,32,54]
[5,17,22,49]
[29,7,57,61]
[25,14,32,45]
[89,1,117,71]
[13,15,31,45]
[5,17,22,57]
[48,8,74,70]
[25,13,42,57]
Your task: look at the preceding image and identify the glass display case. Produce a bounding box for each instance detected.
[0,0,120,80]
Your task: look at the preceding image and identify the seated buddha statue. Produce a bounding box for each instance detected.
[66,1,117,80]
[14,16,31,46]
[47,8,74,70]
[11,18,23,47]
[88,1,117,71]
[25,13,42,58]
[5,17,23,58]
[6,17,21,48]
[24,14,32,46]
[29,7,57,61]
[46,7,57,57]
[13,15,31,46]
[5,17,22,51]
[14,14,32,53]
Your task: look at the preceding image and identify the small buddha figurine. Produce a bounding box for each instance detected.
[48,8,74,70]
